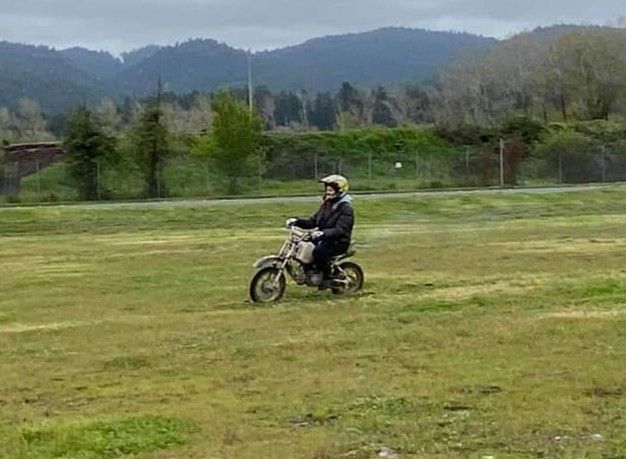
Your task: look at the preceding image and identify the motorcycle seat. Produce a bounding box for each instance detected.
[332,242,356,261]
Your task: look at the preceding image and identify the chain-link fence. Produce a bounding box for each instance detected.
[1,143,66,202]
[261,143,626,190]
[3,143,626,203]
[2,159,70,202]
[1,161,20,197]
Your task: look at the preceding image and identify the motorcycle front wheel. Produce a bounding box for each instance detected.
[249,267,286,303]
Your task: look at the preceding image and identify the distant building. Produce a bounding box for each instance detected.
[1,142,64,196]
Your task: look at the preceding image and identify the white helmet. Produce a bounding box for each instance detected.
[319,174,349,194]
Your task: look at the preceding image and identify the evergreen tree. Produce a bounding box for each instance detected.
[63,105,115,200]
[253,86,277,130]
[309,92,336,131]
[274,92,302,127]
[336,82,367,128]
[372,86,397,127]
[130,103,171,198]
[336,82,364,115]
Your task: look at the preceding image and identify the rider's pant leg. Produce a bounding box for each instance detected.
[313,240,348,277]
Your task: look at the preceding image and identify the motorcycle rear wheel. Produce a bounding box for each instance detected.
[331,261,364,295]
[249,267,286,303]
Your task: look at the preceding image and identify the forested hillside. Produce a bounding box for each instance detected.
[0,27,496,112]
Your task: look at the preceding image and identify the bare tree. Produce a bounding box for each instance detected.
[16,98,53,141]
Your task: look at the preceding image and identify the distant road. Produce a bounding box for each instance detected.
[2,183,617,210]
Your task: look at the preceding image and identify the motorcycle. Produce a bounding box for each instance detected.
[249,225,364,303]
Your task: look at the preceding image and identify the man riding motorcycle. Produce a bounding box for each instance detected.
[286,174,354,289]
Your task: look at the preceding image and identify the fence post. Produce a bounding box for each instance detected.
[156,161,161,199]
[96,159,101,200]
[601,145,606,183]
[206,161,211,194]
[464,145,470,178]
[368,151,372,180]
[14,161,19,197]
[558,152,562,184]
[1,163,6,196]
[3,163,8,196]
[415,150,419,179]
[314,152,318,179]
[36,160,41,199]
[499,138,505,187]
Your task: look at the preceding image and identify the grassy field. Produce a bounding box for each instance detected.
[1,186,625,458]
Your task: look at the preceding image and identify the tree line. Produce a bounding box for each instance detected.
[57,91,263,200]
[3,27,626,143]
[2,27,626,201]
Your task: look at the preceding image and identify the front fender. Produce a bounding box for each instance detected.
[252,255,283,270]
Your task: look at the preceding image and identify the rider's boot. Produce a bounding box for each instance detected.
[318,281,330,290]
[318,266,333,290]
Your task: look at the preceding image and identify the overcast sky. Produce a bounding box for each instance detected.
[0,0,623,55]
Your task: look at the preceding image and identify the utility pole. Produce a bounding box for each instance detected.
[499,138,505,188]
[247,49,253,113]
[151,75,163,199]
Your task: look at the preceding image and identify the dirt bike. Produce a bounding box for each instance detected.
[249,226,364,303]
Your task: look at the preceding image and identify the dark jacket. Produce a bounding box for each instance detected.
[295,194,354,244]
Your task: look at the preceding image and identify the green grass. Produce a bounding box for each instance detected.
[1,186,626,457]
[17,416,194,458]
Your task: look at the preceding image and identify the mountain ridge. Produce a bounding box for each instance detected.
[0,25,614,113]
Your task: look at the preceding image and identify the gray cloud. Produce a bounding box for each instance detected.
[0,0,623,54]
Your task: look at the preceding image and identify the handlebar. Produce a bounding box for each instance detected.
[284,225,313,240]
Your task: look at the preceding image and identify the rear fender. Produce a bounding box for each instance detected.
[333,249,356,263]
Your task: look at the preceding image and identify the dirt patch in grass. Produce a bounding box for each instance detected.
[419,280,540,301]
[491,237,626,255]
[541,310,625,319]
[0,320,102,334]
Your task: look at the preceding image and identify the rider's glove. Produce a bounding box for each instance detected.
[311,230,324,241]
[285,217,297,228]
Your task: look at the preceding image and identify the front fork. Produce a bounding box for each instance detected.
[271,259,290,288]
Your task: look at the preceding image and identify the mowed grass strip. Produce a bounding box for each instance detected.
[1,186,625,457]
